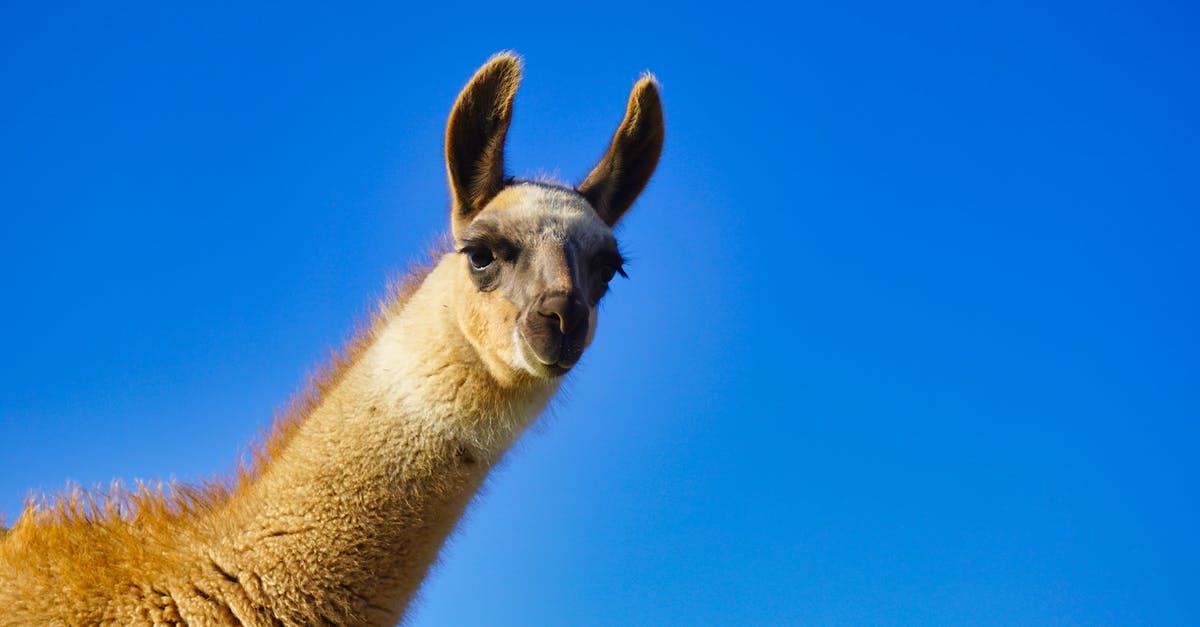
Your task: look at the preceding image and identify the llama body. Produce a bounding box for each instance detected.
[0,54,663,625]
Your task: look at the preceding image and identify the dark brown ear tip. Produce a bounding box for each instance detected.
[635,72,661,96]
[488,50,523,66]
[478,51,524,82]
[635,72,661,91]
[448,53,523,134]
[630,74,664,121]
[453,53,523,113]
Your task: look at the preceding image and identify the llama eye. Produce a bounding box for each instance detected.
[466,247,494,270]
[597,262,626,283]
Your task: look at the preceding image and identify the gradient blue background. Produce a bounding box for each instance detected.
[2,2,1197,624]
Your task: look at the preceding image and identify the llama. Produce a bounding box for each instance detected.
[0,52,663,625]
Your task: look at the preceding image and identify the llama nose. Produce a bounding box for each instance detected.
[537,292,587,334]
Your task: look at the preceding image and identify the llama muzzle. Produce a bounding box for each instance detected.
[521,291,590,372]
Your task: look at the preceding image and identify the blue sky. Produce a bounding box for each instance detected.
[2,1,1197,624]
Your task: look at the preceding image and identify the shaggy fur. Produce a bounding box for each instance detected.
[0,52,663,626]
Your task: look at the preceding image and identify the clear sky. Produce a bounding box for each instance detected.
[2,1,1197,624]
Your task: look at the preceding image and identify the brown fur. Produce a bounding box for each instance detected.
[445,53,522,234]
[0,52,663,626]
[578,74,665,225]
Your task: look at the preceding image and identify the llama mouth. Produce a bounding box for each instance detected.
[518,329,579,377]
[530,344,576,374]
[543,363,572,377]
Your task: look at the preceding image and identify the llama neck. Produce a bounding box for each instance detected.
[205,257,559,624]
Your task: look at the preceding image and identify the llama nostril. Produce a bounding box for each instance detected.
[537,293,585,334]
[540,307,566,331]
[537,309,564,332]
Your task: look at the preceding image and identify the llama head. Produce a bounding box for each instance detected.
[444,52,663,380]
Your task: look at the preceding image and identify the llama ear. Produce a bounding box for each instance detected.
[446,52,522,235]
[577,75,665,226]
